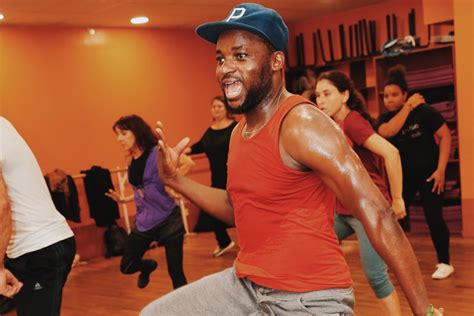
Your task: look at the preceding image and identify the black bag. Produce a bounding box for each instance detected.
[104,224,128,258]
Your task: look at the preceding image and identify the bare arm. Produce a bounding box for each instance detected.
[362,134,406,219]
[281,104,434,315]
[427,123,451,194]
[155,121,235,225]
[163,175,234,225]
[0,170,11,268]
[378,93,425,138]
[0,167,23,297]
[105,190,134,203]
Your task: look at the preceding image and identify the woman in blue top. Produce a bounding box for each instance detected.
[106,115,187,289]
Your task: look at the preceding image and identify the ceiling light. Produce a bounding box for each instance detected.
[0,14,4,21]
[130,16,149,25]
[88,28,96,35]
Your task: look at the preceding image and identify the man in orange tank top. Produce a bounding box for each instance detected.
[141,3,443,316]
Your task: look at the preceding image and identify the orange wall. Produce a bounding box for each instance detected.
[423,0,454,24]
[288,0,427,68]
[0,26,217,243]
[453,0,474,237]
[0,26,219,174]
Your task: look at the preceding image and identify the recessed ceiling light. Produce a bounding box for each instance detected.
[88,28,96,35]
[130,16,149,25]
[0,14,4,21]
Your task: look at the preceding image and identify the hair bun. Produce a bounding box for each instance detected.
[385,64,408,91]
[388,64,406,80]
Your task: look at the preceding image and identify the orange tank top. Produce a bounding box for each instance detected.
[227,94,352,292]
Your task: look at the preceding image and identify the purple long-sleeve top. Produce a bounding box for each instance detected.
[132,146,177,232]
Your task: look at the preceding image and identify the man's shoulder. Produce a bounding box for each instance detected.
[281,102,341,146]
[284,102,332,129]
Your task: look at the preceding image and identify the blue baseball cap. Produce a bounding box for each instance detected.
[196,3,289,52]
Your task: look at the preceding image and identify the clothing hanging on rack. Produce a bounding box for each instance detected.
[44,169,81,223]
[80,166,120,227]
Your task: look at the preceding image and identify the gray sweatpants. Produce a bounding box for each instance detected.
[140,267,354,315]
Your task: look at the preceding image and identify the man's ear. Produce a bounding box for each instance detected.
[272,52,285,71]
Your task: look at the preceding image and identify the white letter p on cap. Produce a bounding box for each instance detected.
[226,8,246,22]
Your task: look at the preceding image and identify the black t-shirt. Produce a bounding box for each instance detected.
[190,121,238,189]
[128,150,150,187]
[377,104,445,178]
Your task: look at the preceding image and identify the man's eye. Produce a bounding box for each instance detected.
[236,53,247,60]
[216,57,224,64]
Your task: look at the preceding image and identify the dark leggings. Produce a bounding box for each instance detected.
[210,215,231,248]
[120,207,187,289]
[210,183,231,248]
[401,175,450,264]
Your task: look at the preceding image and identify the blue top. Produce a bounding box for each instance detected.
[132,146,177,232]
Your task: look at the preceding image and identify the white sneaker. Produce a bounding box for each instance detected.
[214,241,235,257]
[432,263,454,280]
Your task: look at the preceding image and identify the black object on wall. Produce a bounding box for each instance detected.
[339,24,347,60]
[299,33,306,66]
[409,8,417,36]
[355,23,360,57]
[312,31,318,65]
[392,14,398,39]
[296,33,306,67]
[358,20,365,56]
[386,14,391,41]
[327,29,335,62]
[317,29,329,64]
[369,20,378,55]
[295,35,302,67]
[363,19,371,55]
[349,25,354,58]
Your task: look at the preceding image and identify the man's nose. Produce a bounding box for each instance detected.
[220,59,236,74]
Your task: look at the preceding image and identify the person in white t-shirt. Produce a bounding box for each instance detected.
[0,117,76,316]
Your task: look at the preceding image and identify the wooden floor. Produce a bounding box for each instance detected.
[6,229,474,315]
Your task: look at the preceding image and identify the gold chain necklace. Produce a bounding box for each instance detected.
[242,90,285,138]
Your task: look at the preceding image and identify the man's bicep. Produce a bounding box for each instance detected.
[316,139,391,223]
[284,112,388,221]
[283,108,363,200]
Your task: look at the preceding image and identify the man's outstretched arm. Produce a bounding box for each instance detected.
[281,104,441,316]
[155,121,235,225]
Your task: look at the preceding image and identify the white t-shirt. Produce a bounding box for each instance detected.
[0,117,74,258]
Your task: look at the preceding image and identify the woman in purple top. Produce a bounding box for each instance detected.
[106,115,187,289]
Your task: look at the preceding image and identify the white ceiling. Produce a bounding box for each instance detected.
[0,0,387,29]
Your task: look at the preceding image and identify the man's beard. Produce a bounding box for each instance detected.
[223,63,273,115]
